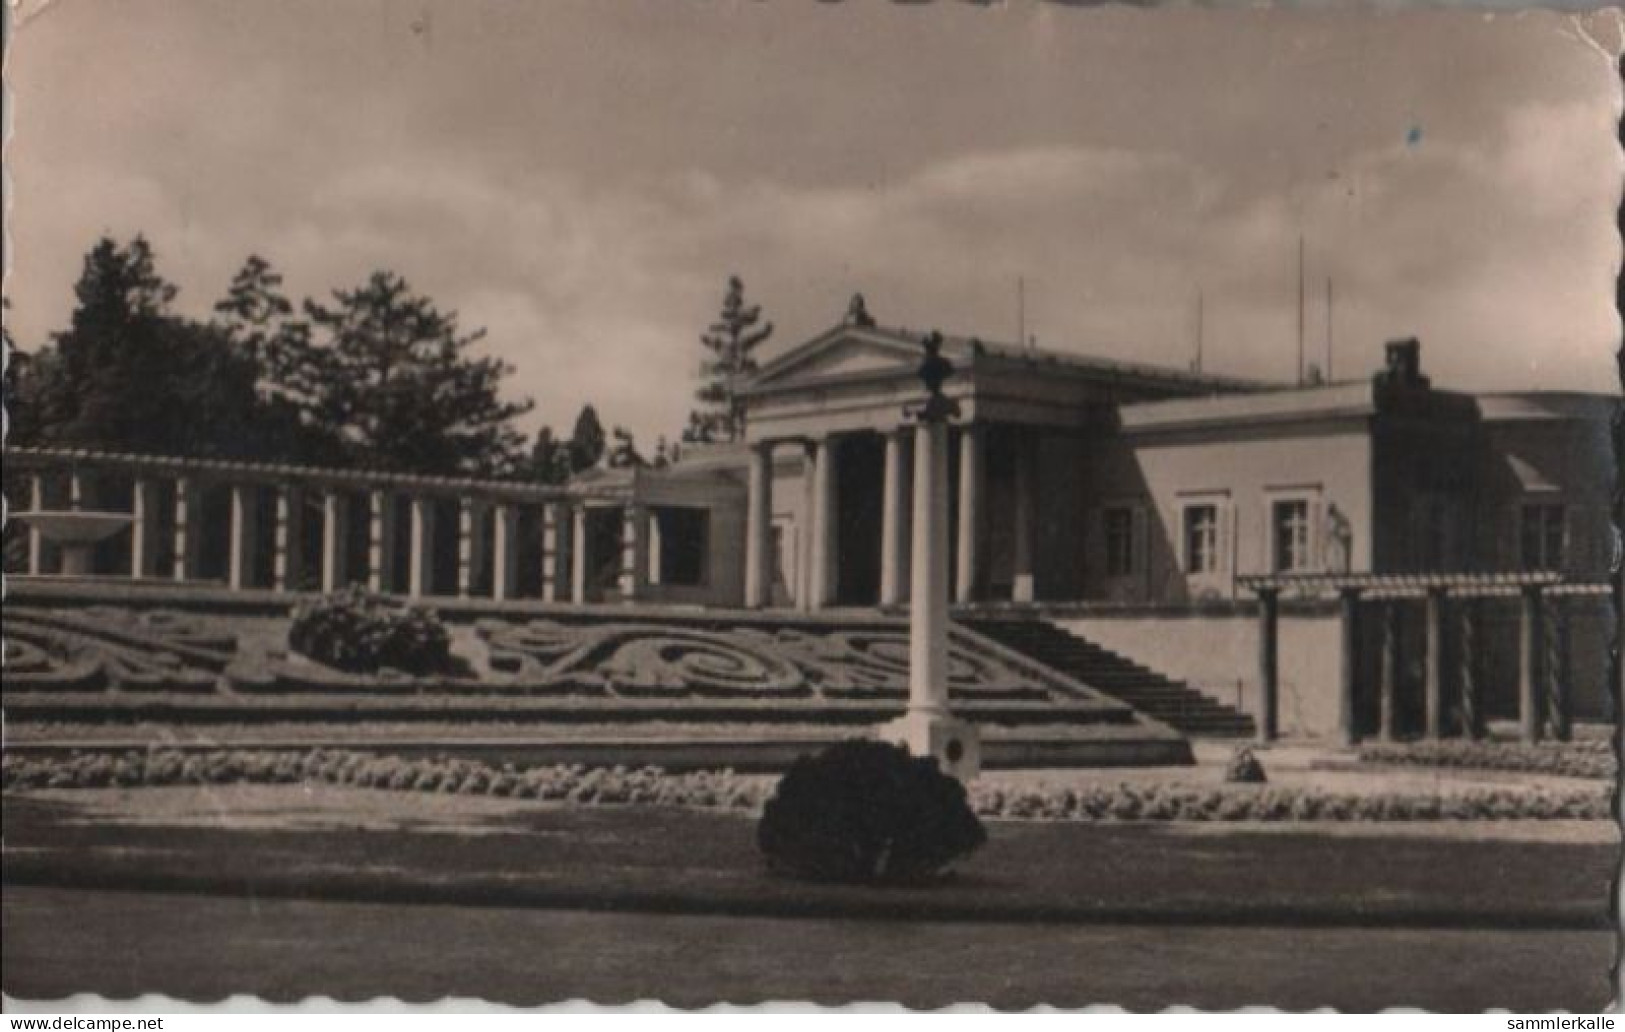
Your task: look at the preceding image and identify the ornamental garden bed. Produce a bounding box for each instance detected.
[1355,739,1615,781]
[3,748,1612,822]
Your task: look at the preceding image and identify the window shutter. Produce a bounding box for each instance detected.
[1309,496,1325,572]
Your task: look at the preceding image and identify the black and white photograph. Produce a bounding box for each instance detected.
[1,0,1621,1013]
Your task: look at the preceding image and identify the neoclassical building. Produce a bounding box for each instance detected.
[725,301,1615,616]
[6,297,1616,738]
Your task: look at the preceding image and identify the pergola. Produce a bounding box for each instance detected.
[1238,570,1612,746]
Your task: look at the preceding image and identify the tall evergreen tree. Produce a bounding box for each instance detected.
[567,404,607,473]
[687,275,772,443]
[13,236,268,457]
[276,270,533,476]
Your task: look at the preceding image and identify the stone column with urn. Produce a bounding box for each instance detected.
[879,331,980,780]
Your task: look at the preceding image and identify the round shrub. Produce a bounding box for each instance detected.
[757,739,986,885]
[1224,747,1267,784]
[288,585,453,676]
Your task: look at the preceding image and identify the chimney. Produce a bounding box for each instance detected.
[1377,337,1429,389]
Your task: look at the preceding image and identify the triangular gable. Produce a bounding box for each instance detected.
[746,326,922,391]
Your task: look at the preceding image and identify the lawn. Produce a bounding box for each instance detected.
[5,886,1613,1010]
[2,785,1614,929]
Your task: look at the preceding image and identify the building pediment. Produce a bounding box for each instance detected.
[744,327,925,395]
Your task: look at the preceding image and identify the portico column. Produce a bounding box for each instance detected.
[409,496,437,598]
[570,505,589,603]
[1256,587,1280,743]
[909,418,952,715]
[1338,587,1361,746]
[173,477,201,582]
[273,487,305,592]
[1010,430,1037,603]
[26,475,43,574]
[367,490,398,593]
[880,428,912,608]
[130,479,161,579]
[1424,589,1446,740]
[457,499,488,598]
[797,441,819,612]
[744,442,775,609]
[1518,585,1543,744]
[954,423,984,605]
[491,503,519,602]
[321,492,351,592]
[619,503,649,601]
[229,484,260,590]
[809,436,838,609]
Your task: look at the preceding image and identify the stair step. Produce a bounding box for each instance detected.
[970,618,1257,739]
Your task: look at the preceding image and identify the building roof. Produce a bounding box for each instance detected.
[743,320,1272,399]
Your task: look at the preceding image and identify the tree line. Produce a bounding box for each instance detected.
[4,235,776,482]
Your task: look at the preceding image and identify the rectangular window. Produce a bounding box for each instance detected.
[1519,503,1565,570]
[1272,499,1312,573]
[1183,504,1219,574]
[654,506,709,587]
[1103,506,1135,578]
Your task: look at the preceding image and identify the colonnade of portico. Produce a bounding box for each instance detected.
[743,421,1043,610]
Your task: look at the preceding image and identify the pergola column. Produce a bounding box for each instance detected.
[744,442,775,609]
[1256,587,1280,743]
[808,436,838,609]
[1546,595,1571,742]
[26,475,43,574]
[619,503,649,601]
[880,428,912,608]
[273,487,305,592]
[570,505,589,604]
[367,490,398,593]
[1518,585,1544,744]
[1010,430,1038,604]
[1338,587,1361,746]
[173,477,201,582]
[1378,600,1400,743]
[130,479,161,579]
[491,503,519,602]
[229,484,260,590]
[1424,588,1446,740]
[457,499,488,598]
[321,492,351,593]
[1458,599,1483,740]
[954,423,984,605]
[408,496,438,598]
[543,502,566,602]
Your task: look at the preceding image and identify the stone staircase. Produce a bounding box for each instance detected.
[967,617,1257,738]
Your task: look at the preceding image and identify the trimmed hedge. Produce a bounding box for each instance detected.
[1,749,1612,821]
[1358,739,1616,781]
[288,586,453,676]
[758,740,985,884]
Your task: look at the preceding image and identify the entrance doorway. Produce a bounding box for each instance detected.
[835,433,884,605]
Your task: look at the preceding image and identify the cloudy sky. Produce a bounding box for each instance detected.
[6,2,1622,444]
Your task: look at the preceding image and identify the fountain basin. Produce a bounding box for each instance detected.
[14,510,135,576]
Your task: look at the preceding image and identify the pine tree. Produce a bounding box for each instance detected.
[688,275,772,443]
[607,425,645,469]
[281,270,534,476]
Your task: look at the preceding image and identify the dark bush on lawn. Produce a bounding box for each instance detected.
[288,585,453,675]
[756,739,986,885]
